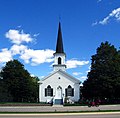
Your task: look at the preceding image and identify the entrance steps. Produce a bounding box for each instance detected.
[52,104,63,107]
[54,99,63,104]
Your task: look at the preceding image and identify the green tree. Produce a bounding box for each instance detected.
[82,41,120,103]
[0,77,13,102]
[0,59,38,102]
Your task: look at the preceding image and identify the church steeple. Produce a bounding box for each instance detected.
[53,22,66,71]
[56,22,64,53]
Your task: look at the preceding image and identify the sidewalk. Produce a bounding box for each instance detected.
[0,105,120,112]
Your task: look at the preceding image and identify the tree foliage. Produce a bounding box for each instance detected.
[0,60,39,102]
[82,41,120,103]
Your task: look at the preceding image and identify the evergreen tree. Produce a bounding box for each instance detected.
[82,41,120,103]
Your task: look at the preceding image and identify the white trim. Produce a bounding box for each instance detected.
[38,70,81,84]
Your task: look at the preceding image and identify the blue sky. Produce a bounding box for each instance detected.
[0,0,120,83]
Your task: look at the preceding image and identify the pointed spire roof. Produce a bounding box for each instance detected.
[56,22,64,53]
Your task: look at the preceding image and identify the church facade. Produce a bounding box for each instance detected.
[38,22,80,104]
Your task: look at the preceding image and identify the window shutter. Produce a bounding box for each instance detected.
[51,88,53,96]
[45,88,47,96]
[72,88,74,96]
[65,89,67,97]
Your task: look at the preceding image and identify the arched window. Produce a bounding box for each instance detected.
[65,85,74,97]
[45,85,53,97]
[58,57,61,64]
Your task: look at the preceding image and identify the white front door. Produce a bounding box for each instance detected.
[56,86,62,99]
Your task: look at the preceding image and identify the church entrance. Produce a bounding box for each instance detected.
[56,86,62,99]
[54,86,63,104]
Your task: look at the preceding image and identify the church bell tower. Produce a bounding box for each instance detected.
[53,22,66,71]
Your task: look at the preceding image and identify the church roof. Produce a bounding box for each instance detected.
[39,69,81,84]
[56,22,64,53]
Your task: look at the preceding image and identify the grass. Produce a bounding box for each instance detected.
[63,103,87,106]
[0,102,51,106]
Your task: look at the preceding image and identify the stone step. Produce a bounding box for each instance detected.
[52,104,63,107]
[54,99,63,104]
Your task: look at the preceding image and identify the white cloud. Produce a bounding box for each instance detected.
[0,44,55,66]
[73,72,83,76]
[0,48,13,64]
[20,48,55,65]
[0,29,55,67]
[99,15,110,25]
[0,45,27,65]
[0,42,55,67]
[93,7,120,25]
[66,59,89,69]
[0,45,55,68]
[10,44,27,55]
[5,29,33,44]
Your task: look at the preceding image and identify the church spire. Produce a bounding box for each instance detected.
[53,22,66,71]
[56,22,64,53]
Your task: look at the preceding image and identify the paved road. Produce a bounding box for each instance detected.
[0,105,120,112]
[0,112,120,118]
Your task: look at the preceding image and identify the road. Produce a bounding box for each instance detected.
[0,105,120,112]
[0,112,120,118]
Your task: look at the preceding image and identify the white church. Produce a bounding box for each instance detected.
[38,22,81,105]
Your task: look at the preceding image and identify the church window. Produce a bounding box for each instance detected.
[45,85,53,97]
[65,85,74,97]
[58,57,61,64]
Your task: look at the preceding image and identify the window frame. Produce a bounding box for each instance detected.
[45,85,53,97]
[65,85,74,97]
